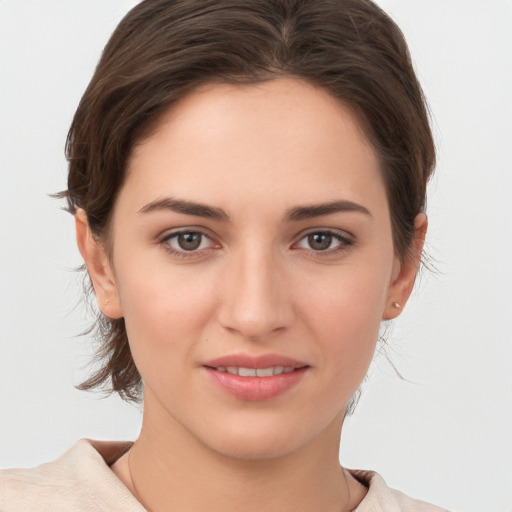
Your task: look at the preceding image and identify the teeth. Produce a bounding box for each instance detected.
[256,367,274,377]
[238,367,257,377]
[214,366,299,377]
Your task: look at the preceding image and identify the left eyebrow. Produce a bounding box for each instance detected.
[284,200,371,222]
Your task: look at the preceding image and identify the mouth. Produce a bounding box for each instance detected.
[202,354,309,401]
[205,365,306,377]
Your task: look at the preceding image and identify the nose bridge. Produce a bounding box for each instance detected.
[218,241,292,340]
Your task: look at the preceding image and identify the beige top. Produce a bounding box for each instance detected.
[0,439,449,511]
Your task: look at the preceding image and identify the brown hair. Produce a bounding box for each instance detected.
[64,0,435,401]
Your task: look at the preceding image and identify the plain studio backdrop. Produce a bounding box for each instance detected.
[0,1,511,511]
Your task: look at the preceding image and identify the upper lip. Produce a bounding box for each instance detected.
[203,353,309,369]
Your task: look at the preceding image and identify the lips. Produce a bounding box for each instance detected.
[213,366,297,377]
[202,354,309,401]
[203,353,308,370]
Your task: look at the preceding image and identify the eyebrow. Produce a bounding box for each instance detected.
[284,200,371,221]
[139,197,371,222]
[139,198,229,221]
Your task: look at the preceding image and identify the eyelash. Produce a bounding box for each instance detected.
[294,229,354,255]
[158,228,354,258]
[159,229,218,258]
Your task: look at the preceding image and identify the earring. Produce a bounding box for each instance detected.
[392,301,401,309]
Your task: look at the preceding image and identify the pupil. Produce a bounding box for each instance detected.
[308,233,332,251]
[178,232,201,251]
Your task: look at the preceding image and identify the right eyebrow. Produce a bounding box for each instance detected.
[138,197,230,221]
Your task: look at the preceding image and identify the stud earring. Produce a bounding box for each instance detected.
[392,301,401,309]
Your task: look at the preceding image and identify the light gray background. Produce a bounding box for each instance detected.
[1,1,511,511]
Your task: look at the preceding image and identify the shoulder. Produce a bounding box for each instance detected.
[351,470,450,512]
[0,439,144,512]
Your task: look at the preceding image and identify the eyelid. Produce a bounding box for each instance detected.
[158,225,216,241]
[295,227,354,242]
[158,227,221,256]
[292,228,355,252]
[156,226,354,258]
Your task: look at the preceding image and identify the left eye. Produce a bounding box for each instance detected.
[163,231,215,252]
[296,231,349,252]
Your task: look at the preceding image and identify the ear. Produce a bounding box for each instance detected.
[382,213,428,320]
[75,209,123,319]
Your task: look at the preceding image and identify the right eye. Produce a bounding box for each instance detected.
[160,230,218,257]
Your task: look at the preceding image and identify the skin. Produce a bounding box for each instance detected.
[76,77,426,512]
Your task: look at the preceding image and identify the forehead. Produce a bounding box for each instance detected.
[122,77,386,217]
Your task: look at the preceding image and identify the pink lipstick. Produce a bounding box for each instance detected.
[202,353,309,401]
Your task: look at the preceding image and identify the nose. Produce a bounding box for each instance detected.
[217,246,294,341]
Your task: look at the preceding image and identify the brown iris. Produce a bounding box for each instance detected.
[177,232,202,251]
[307,233,332,251]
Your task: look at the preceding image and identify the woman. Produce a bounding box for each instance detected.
[0,0,450,510]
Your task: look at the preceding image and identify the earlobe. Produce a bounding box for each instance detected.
[382,213,428,320]
[75,209,123,319]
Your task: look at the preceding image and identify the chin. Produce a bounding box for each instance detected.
[209,430,306,461]
[196,409,343,461]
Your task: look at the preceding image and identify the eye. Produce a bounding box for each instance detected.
[295,230,352,253]
[161,229,218,256]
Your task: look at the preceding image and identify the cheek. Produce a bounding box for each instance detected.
[300,263,390,373]
[113,254,218,367]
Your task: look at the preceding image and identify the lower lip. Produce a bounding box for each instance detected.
[204,367,308,401]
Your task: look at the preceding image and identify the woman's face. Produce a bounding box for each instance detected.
[90,78,416,459]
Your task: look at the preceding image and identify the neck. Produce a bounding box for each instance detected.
[121,393,366,512]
